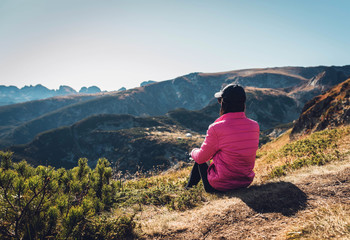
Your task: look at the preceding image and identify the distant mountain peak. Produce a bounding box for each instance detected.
[140,80,157,87]
[0,84,104,106]
[79,86,101,94]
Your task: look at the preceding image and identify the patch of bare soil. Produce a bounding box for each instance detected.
[140,165,350,239]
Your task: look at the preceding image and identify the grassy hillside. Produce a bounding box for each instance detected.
[131,125,350,239]
[255,126,350,181]
[2,127,349,239]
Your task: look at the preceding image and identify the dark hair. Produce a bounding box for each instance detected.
[215,84,246,116]
[219,99,245,116]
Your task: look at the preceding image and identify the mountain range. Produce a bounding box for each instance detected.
[0,84,102,106]
[1,65,350,171]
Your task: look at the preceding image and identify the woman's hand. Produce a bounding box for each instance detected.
[188,150,195,161]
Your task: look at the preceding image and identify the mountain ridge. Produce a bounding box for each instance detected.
[1,65,350,150]
[7,79,349,171]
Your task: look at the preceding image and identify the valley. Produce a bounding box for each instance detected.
[1,65,350,172]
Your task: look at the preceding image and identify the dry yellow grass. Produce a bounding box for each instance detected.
[254,129,292,182]
[135,156,350,239]
[287,203,350,240]
[132,125,350,239]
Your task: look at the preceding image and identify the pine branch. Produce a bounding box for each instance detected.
[15,177,51,238]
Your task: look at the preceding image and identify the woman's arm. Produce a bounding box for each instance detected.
[191,125,219,164]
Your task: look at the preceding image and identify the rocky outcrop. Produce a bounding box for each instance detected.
[291,78,350,135]
[308,66,348,89]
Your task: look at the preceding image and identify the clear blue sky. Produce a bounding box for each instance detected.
[0,0,349,91]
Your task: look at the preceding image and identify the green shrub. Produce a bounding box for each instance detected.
[0,150,213,239]
[268,128,348,179]
[0,151,135,239]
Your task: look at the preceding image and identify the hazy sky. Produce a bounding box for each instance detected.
[0,0,349,91]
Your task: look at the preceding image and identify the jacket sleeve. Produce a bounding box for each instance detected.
[191,124,219,164]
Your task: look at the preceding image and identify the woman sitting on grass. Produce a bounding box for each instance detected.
[186,84,260,193]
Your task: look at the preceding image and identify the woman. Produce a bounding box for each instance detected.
[186,84,260,193]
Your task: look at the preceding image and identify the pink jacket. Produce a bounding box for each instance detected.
[191,112,259,191]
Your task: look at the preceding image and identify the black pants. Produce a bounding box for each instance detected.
[186,162,220,193]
